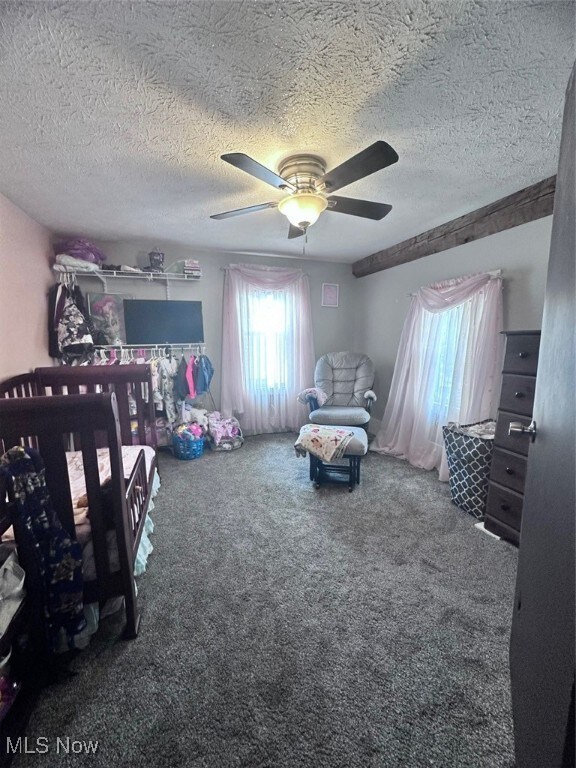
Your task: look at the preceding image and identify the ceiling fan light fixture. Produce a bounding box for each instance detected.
[278,192,328,230]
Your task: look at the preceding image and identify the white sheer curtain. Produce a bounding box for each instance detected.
[371,272,503,480]
[221,264,315,435]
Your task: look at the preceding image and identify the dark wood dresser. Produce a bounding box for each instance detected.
[484,331,541,545]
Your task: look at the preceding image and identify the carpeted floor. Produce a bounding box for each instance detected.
[14,434,518,768]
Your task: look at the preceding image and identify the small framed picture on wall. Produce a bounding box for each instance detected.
[321,283,339,308]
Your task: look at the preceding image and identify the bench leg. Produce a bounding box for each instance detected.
[307,453,364,490]
[310,454,322,487]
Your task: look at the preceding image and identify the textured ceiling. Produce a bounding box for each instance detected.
[0,0,573,263]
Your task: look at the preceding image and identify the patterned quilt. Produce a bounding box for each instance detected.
[295,424,354,462]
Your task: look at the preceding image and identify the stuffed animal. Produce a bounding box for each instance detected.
[185,407,209,428]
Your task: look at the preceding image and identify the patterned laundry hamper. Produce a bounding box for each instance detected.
[442,420,496,519]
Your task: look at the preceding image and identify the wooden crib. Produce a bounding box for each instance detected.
[0,365,159,640]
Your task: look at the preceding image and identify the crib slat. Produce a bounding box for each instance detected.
[106,427,140,638]
[37,434,76,538]
[113,384,133,446]
[80,431,111,589]
[133,385,147,445]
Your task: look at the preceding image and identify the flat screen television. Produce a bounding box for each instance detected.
[123,300,204,345]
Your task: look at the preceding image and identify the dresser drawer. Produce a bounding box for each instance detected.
[503,333,540,376]
[490,448,528,494]
[499,374,536,416]
[486,482,524,532]
[483,516,520,546]
[494,411,532,455]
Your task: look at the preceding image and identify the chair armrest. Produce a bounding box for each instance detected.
[297,393,318,412]
[364,389,377,413]
[297,388,325,412]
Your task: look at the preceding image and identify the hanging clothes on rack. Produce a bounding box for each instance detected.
[186,355,197,399]
[48,282,94,365]
[174,354,190,401]
[193,354,214,395]
[158,352,179,424]
[83,344,212,430]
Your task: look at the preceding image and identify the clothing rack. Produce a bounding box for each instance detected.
[94,343,206,354]
[55,270,79,287]
[91,343,216,411]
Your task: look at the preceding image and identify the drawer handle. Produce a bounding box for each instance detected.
[505,467,514,475]
[500,503,511,512]
[518,352,530,359]
[514,391,525,398]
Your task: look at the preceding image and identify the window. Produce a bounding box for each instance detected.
[244,289,289,391]
[371,273,502,479]
[425,302,465,434]
[221,265,315,435]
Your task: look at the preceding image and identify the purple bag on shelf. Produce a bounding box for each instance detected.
[55,238,107,265]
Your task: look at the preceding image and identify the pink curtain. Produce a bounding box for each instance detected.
[371,273,503,480]
[221,264,315,435]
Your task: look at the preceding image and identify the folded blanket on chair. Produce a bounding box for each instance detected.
[295,424,354,462]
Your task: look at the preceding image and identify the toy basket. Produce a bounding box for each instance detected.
[172,434,204,461]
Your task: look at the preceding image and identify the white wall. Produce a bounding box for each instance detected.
[354,216,553,422]
[89,240,358,407]
[0,193,53,379]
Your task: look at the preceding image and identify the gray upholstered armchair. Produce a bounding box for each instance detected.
[300,351,376,428]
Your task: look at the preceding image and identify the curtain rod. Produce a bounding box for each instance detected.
[220,266,310,276]
[408,269,502,297]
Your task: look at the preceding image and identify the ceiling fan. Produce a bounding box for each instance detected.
[211,141,399,239]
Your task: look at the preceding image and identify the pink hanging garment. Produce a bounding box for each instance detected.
[186,355,196,398]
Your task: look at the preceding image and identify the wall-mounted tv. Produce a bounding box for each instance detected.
[123,300,204,345]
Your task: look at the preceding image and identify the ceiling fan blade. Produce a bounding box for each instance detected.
[327,196,392,220]
[288,224,305,239]
[221,153,296,192]
[210,202,278,220]
[318,141,399,193]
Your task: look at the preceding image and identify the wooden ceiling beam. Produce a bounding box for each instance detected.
[352,176,556,278]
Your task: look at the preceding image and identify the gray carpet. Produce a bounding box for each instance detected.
[14,434,518,768]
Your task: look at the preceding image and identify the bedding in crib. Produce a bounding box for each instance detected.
[67,445,156,521]
[3,445,159,581]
